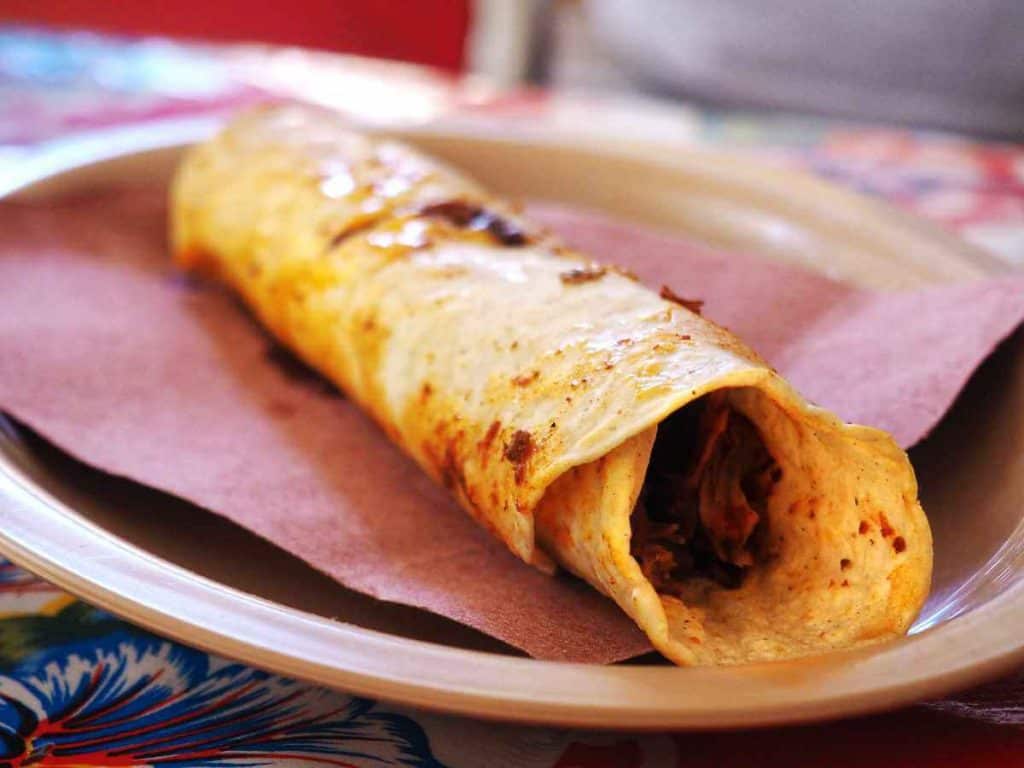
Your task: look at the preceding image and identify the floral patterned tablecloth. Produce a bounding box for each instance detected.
[1,28,1023,768]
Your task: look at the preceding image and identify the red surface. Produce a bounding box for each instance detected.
[554,708,1024,767]
[555,739,644,768]
[0,1,471,70]
[668,708,1024,767]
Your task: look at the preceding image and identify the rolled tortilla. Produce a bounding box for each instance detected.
[171,105,932,665]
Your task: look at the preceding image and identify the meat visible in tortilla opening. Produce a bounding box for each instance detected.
[630,391,781,594]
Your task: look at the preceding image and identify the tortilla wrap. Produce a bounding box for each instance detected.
[171,105,932,665]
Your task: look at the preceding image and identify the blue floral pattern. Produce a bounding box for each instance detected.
[0,627,444,767]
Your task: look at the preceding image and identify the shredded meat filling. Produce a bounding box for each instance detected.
[630,392,780,592]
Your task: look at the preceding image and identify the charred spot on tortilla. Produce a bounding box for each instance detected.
[504,429,534,463]
[484,214,529,246]
[504,429,535,484]
[419,200,529,246]
[659,285,704,315]
[559,265,608,285]
[512,370,541,387]
[419,200,480,226]
[630,391,780,592]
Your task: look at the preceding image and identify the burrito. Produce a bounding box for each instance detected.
[171,105,932,665]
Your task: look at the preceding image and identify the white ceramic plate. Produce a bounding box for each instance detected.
[1,118,1022,729]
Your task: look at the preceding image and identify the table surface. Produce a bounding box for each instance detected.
[1,27,1023,768]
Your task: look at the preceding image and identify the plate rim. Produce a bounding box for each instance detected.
[1,120,1022,730]
[3,444,1024,730]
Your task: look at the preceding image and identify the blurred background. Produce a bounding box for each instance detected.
[1,0,1021,139]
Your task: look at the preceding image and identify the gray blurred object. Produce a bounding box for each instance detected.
[467,0,552,87]
[571,0,1024,137]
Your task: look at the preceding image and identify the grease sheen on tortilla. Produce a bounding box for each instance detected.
[171,105,932,665]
